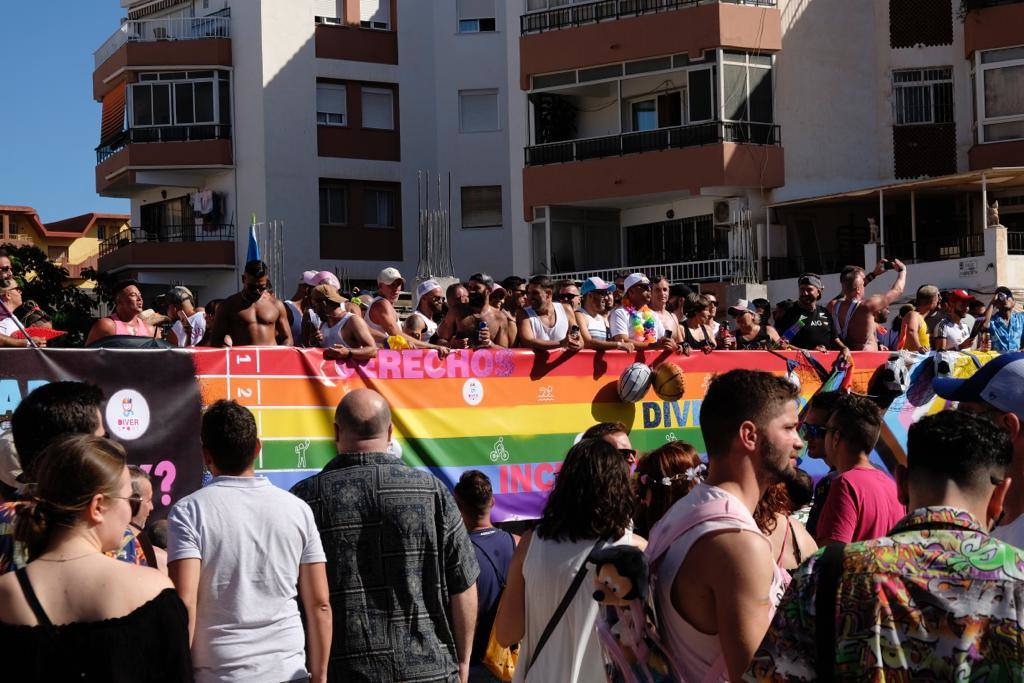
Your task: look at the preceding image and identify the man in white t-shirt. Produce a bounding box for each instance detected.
[164,286,206,347]
[168,400,331,683]
[933,289,976,351]
[0,278,45,348]
[934,353,1024,549]
[609,273,677,350]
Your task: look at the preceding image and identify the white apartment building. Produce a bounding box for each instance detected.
[93,0,519,302]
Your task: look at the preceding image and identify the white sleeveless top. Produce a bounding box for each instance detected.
[284,300,320,347]
[410,310,438,338]
[523,304,569,342]
[652,483,788,683]
[364,296,387,336]
[320,313,352,348]
[515,531,632,683]
[576,308,608,341]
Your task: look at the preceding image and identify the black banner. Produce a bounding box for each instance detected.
[0,349,203,514]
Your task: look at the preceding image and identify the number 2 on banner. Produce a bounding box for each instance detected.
[537,385,554,402]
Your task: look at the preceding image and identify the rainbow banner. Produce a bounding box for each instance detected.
[191,348,894,521]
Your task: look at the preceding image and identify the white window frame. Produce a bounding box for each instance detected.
[364,188,396,228]
[891,67,954,127]
[129,70,227,129]
[359,0,390,30]
[627,89,685,133]
[458,18,497,33]
[316,83,347,127]
[720,51,774,124]
[361,87,394,130]
[975,46,1024,144]
[459,89,501,133]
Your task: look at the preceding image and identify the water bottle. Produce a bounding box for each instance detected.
[781,316,806,342]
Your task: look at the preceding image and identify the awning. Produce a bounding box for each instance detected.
[769,167,1024,208]
[100,82,126,144]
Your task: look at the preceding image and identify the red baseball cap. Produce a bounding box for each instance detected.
[945,289,973,303]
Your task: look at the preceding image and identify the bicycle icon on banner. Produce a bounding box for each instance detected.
[489,436,510,462]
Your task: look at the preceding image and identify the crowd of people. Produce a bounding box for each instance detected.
[2,352,1024,680]
[3,246,1020,353]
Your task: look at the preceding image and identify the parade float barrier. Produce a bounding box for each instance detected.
[0,348,997,521]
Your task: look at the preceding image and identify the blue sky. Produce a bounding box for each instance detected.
[0,3,130,222]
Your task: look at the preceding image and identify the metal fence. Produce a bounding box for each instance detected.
[521,0,777,34]
[99,224,235,258]
[95,16,231,67]
[881,234,985,264]
[96,125,232,164]
[549,257,751,283]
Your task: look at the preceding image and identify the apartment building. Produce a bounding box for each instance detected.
[92,0,517,302]
[0,206,129,286]
[521,0,1024,301]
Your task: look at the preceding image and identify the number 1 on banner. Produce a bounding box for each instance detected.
[231,350,258,374]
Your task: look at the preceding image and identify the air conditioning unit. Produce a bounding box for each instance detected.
[713,198,747,229]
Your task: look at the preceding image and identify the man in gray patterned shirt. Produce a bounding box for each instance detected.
[292,389,479,683]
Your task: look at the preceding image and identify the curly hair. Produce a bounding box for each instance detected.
[633,441,702,537]
[753,481,794,535]
[537,438,632,543]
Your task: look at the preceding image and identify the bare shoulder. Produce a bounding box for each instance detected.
[112,558,175,597]
[0,571,35,625]
[685,527,772,577]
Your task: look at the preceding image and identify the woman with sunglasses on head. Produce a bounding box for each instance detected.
[0,434,192,681]
[633,441,705,538]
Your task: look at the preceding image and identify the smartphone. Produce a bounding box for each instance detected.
[882,260,894,271]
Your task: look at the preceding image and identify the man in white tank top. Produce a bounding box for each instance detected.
[646,370,804,681]
[308,285,378,362]
[364,267,449,356]
[516,275,583,351]
[404,280,443,342]
[574,277,633,352]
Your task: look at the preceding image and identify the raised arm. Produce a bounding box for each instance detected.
[881,259,907,307]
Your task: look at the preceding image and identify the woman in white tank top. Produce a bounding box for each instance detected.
[495,438,639,683]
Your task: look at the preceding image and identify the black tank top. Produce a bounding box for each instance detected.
[736,326,771,350]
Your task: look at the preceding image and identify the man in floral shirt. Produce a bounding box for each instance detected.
[746,410,1024,681]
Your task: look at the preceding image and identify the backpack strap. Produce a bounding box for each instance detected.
[814,543,845,682]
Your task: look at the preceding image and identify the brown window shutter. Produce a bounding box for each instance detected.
[101,82,127,143]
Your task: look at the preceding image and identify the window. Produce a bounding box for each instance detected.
[459,89,499,132]
[48,246,69,263]
[316,83,347,126]
[132,83,172,126]
[319,184,348,225]
[630,99,657,132]
[688,68,714,122]
[174,81,215,125]
[721,52,774,124]
[313,0,342,21]
[365,188,396,227]
[361,88,394,129]
[461,186,502,228]
[97,225,107,240]
[458,0,496,32]
[893,67,953,125]
[130,71,230,128]
[976,47,1024,143]
[360,0,390,29]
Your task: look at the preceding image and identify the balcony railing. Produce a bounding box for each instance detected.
[99,224,235,258]
[521,0,777,34]
[548,257,752,283]
[526,121,780,166]
[95,15,231,68]
[962,0,1024,11]
[881,234,985,264]
[96,124,232,164]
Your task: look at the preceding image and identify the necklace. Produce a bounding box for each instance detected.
[36,552,96,563]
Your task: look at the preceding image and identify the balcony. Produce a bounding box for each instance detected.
[95,16,230,68]
[95,125,233,196]
[550,257,751,284]
[521,0,776,34]
[522,122,783,218]
[98,225,235,274]
[963,0,1024,56]
[519,0,781,89]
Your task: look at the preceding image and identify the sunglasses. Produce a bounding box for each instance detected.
[800,423,830,439]
[557,293,580,302]
[108,494,143,516]
[619,448,637,461]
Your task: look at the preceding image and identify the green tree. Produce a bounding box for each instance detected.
[1,243,99,347]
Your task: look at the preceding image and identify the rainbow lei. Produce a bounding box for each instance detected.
[626,305,657,342]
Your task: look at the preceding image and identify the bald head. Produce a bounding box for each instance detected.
[335,389,392,441]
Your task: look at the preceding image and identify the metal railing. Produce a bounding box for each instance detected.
[548,257,751,283]
[1009,231,1024,255]
[96,124,232,164]
[99,224,235,258]
[522,0,777,34]
[526,121,780,166]
[95,15,231,68]
[962,0,1024,11]
[881,234,985,264]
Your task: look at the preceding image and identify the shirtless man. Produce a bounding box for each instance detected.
[205,260,292,347]
[86,280,161,345]
[436,283,470,346]
[404,280,444,342]
[364,267,448,355]
[831,259,906,351]
[650,276,682,342]
[458,276,513,348]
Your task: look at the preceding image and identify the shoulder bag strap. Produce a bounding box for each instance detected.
[469,535,508,589]
[814,543,845,682]
[15,568,59,640]
[133,525,158,569]
[523,537,603,679]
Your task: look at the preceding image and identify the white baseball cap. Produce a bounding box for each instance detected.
[378,267,404,286]
[933,352,1024,420]
[623,273,651,292]
[415,279,441,301]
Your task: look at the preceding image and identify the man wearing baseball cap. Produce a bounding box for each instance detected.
[365,267,449,356]
[983,287,1023,352]
[934,289,979,351]
[285,271,321,347]
[934,352,1024,548]
[308,284,378,361]
[609,273,677,350]
[165,285,205,347]
[404,280,443,342]
[574,277,634,351]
